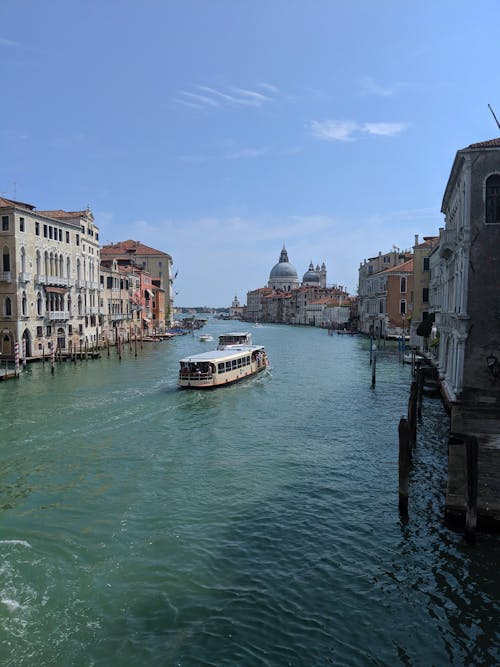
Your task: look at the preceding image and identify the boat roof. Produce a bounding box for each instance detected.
[219,331,251,337]
[179,345,265,363]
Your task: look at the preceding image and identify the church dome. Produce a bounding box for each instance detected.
[268,246,299,290]
[302,261,320,285]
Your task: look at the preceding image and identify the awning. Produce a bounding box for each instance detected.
[45,286,67,294]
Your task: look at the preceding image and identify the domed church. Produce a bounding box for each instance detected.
[268,246,327,290]
[268,246,300,291]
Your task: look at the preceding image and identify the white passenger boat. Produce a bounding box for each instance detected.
[199,334,213,342]
[178,332,269,389]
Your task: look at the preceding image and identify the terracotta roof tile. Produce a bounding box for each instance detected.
[466,137,500,149]
[101,240,167,256]
[0,196,36,210]
[38,209,87,219]
[382,259,414,274]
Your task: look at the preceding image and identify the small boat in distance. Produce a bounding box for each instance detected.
[199,334,214,342]
[178,332,269,389]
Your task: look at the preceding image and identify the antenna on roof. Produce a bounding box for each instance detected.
[488,103,500,130]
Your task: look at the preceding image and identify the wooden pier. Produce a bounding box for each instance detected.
[446,405,500,537]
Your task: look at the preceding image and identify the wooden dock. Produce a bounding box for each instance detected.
[446,405,500,536]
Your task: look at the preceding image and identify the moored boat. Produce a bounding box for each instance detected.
[199,334,213,342]
[178,332,269,389]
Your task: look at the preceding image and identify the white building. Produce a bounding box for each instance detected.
[0,197,101,359]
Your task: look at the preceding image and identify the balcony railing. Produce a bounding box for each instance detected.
[36,275,73,287]
[111,313,130,321]
[0,271,12,282]
[76,279,87,289]
[18,271,32,282]
[46,311,70,320]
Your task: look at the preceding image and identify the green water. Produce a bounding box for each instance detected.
[0,321,499,666]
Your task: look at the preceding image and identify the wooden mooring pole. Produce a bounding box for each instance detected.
[465,435,479,544]
[371,345,377,387]
[398,417,411,514]
[407,381,418,449]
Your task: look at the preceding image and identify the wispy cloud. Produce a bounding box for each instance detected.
[359,76,394,97]
[309,119,409,142]
[0,37,20,48]
[174,82,279,110]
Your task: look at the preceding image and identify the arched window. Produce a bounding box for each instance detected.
[486,174,500,223]
[22,291,27,316]
[400,276,407,293]
[5,297,12,316]
[37,292,43,316]
[36,250,41,276]
[67,256,71,280]
[59,254,64,276]
[44,250,49,276]
[2,246,10,272]
[21,247,26,273]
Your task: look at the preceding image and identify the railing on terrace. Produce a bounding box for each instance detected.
[46,311,70,320]
[18,272,32,282]
[0,271,12,282]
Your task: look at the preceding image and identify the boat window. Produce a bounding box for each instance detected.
[237,358,242,368]
[231,360,237,370]
[218,363,225,374]
[225,361,232,372]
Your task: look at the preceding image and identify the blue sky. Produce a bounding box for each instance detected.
[1,0,499,306]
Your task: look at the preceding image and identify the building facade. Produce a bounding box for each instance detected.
[433,138,500,405]
[0,197,101,359]
[358,248,413,335]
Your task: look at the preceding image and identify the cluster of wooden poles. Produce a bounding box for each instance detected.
[398,365,480,544]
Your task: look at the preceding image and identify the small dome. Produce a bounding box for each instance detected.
[303,261,320,284]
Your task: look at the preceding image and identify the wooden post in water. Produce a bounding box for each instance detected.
[129,324,133,352]
[134,328,138,357]
[369,334,373,365]
[398,417,411,514]
[416,367,424,418]
[465,435,479,544]
[407,381,418,448]
[371,345,377,387]
[42,345,45,365]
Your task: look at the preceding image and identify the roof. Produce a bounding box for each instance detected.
[38,209,88,219]
[0,196,36,210]
[101,240,170,257]
[382,259,414,274]
[415,236,439,250]
[180,345,265,363]
[466,137,500,149]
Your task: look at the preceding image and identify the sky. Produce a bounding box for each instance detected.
[1,0,500,307]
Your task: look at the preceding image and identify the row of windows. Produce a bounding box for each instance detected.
[1,215,99,241]
[217,356,251,374]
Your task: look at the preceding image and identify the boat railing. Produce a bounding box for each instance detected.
[179,370,213,381]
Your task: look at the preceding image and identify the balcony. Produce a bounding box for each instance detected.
[46,311,70,320]
[0,271,12,282]
[76,279,87,289]
[18,271,32,283]
[36,274,73,287]
[90,307,100,315]
[88,281,100,290]
[111,313,130,321]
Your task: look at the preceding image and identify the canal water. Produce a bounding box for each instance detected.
[0,320,499,666]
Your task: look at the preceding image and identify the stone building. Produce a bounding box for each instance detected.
[0,197,100,359]
[358,248,413,335]
[101,240,173,326]
[409,234,439,346]
[432,137,500,406]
